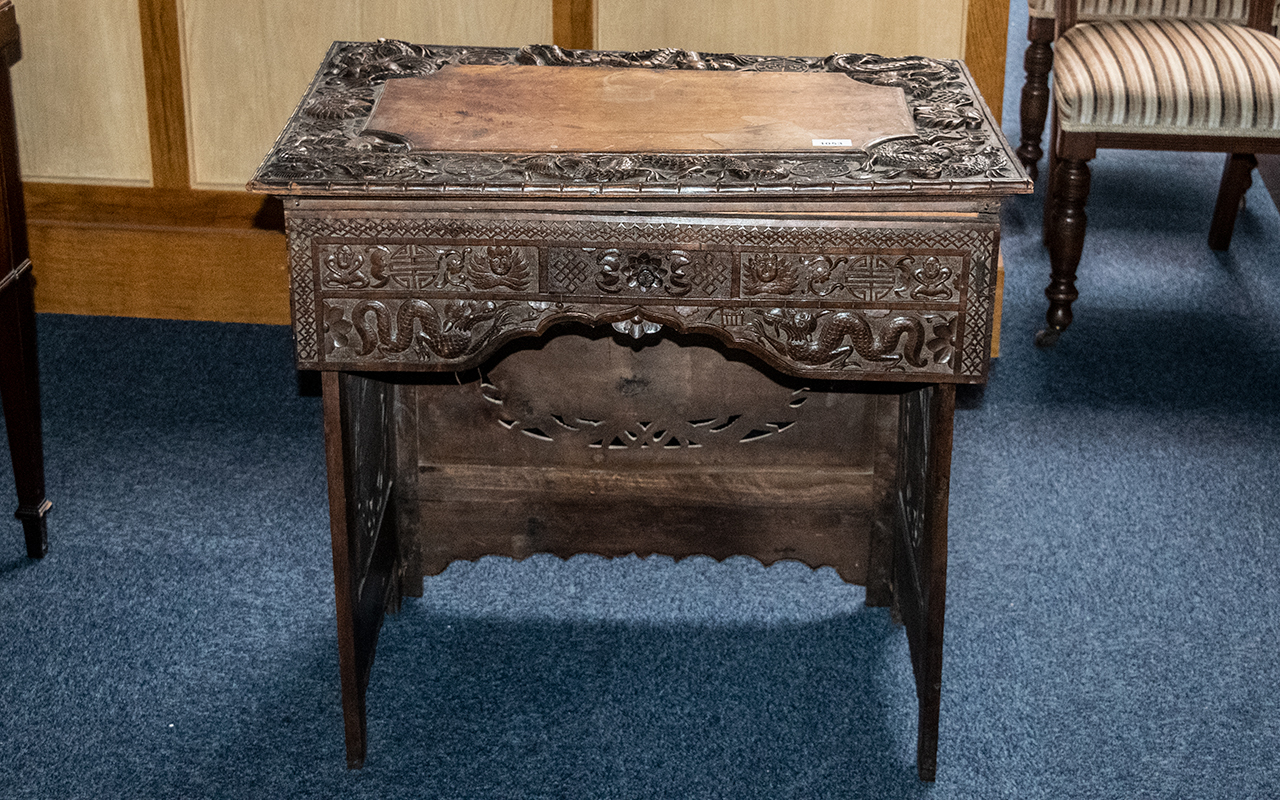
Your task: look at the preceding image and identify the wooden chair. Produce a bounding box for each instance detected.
[0,1,49,557]
[1016,0,1280,179]
[1038,0,1280,344]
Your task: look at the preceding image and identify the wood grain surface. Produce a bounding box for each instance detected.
[366,65,915,153]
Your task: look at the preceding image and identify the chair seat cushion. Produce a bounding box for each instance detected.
[1054,18,1280,136]
[1028,0,1248,20]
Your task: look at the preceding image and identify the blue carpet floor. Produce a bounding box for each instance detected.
[2,3,1279,797]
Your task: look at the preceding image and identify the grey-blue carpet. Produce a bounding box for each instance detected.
[2,4,1279,797]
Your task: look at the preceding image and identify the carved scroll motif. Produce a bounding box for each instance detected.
[548,247,730,297]
[324,298,547,362]
[320,243,536,292]
[739,252,961,301]
[321,296,958,376]
[252,43,1022,193]
[751,308,956,371]
[482,379,813,451]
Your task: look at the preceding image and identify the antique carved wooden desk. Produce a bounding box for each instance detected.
[249,42,1030,781]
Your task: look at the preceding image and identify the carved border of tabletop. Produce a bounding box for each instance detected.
[249,42,1029,196]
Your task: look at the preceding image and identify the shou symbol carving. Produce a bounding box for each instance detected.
[252,42,1020,193]
[320,243,535,292]
[737,252,961,301]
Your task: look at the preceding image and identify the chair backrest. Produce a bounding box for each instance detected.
[1054,0,1276,32]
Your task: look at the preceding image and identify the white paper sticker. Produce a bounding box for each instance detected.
[812,138,853,147]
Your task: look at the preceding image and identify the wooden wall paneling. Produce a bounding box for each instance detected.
[178,0,554,191]
[597,0,970,61]
[553,0,595,49]
[964,0,1009,122]
[138,0,190,189]
[597,0,1007,123]
[9,0,152,185]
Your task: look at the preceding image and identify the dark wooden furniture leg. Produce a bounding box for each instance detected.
[1039,151,1092,346]
[1208,152,1257,251]
[1017,16,1056,180]
[0,6,47,559]
[0,268,48,558]
[891,384,954,782]
[323,371,402,769]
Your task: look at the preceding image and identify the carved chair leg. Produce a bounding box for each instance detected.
[1208,153,1257,251]
[1040,156,1091,346]
[0,271,49,558]
[1016,17,1055,181]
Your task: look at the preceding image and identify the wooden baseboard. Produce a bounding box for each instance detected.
[24,182,289,324]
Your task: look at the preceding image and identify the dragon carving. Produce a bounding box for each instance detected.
[755,308,929,369]
[349,299,506,360]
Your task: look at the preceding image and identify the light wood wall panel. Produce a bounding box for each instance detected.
[10,0,152,185]
[179,0,553,190]
[598,0,970,61]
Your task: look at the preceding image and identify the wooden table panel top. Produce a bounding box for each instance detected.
[364,65,917,154]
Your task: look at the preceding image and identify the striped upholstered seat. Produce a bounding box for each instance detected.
[1028,0,1278,25]
[1053,18,1280,135]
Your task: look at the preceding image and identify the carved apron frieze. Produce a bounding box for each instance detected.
[293,212,996,380]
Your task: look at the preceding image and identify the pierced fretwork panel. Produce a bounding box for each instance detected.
[411,328,883,471]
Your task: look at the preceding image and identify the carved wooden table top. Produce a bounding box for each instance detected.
[252,42,1028,198]
[250,42,1030,385]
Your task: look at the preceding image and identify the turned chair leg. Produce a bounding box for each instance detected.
[1016,17,1056,181]
[1039,156,1091,346]
[1208,153,1257,251]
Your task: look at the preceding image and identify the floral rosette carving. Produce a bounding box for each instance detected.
[595,250,692,296]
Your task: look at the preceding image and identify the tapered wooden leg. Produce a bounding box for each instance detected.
[1040,156,1091,345]
[323,371,402,769]
[1208,153,1257,251]
[917,384,953,782]
[0,269,49,558]
[1016,18,1055,181]
[892,385,954,781]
